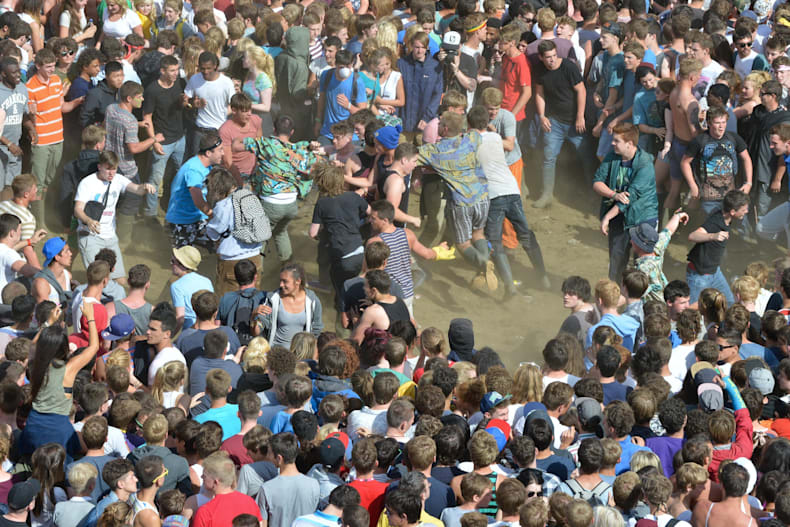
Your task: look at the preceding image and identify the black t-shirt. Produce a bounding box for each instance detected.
[142,78,186,144]
[687,210,729,274]
[312,192,368,259]
[536,59,583,124]
[0,516,27,527]
[443,51,478,98]
[685,131,747,201]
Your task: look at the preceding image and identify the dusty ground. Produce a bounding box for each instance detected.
[52,152,787,370]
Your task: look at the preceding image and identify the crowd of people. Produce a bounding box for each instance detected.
[3,0,790,525]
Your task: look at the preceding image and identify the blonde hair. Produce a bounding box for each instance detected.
[452,361,477,384]
[629,450,663,474]
[203,451,236,487]
[511,363,542,405]
[204,27,226,57]
[593,506,625,527]
[732,275,761,303]
[243,337,270,373]
[745,70,773,101]
[370,0,393,17]
[420,327,446,357]
[152,361,187,406]
[675,462,708,491]
[745,261,772,287]
[68,462,98,495]
[182,42,206,79]
[375,21,399,66]
[290,332,317,362]
[105,349,131,370]
[245,44,277,96]
[106,0,127,13]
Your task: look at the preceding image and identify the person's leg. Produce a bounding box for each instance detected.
[607,216,630,282]
[484,196,515,295]
[536,119,568,207]
[597,128,614,161]
[106,236,126,281]
[711,267,735,305]
[418,173,444,247]
[331,253,363,312]
[77,234,101,271]
[145,140,177,217]
[667,138,688,212]
[216,258,238,298]
[502,159,524,249]
[686,268,710,307]
[756,201,790,245]
[262,200,299,262]
[506,195,550,288]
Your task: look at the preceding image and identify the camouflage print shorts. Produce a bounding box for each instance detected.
[167,219,209,249]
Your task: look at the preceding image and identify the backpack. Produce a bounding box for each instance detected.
[228,189,271,244]
[226,288,266,346]
[564,479,610,508]
[320,68,359,103]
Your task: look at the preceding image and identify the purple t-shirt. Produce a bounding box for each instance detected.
[645,436,684,477]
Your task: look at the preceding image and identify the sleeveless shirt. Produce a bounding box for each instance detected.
[379,228,414,298]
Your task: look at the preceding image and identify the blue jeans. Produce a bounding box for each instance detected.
[543,117,586,197]
[145,136,185,217]
[686,266,734,306]
[756,200,790,247]
[484,194,546,289]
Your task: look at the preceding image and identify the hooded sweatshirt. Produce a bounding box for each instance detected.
[80,80,119,128]
[126,444,190,494]
[585,312,641,352]
[275,26,310,116]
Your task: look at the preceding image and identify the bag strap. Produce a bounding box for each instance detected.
[35,268,66,302]
[100,181,111,207]
[565,479,583,495]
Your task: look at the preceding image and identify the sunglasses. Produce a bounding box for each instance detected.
[60,49,75,56]
[153,468,169,484]
[737,41,753,48]
[718,344,735,351]
[527,490,543,498]
[523,17,535,23]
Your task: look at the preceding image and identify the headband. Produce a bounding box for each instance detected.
[776,65,790,72]
[467,20,487,32]
[200,137,222,153]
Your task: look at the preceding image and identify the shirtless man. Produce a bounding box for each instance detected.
[351,269,415,343]
[667,57,702,212]
[691,462,755,527]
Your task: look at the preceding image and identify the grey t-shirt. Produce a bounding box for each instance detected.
[272,306,307,348]
[0,82,27,143]
[490,108,521,167]
[104,103,139,177]
[257,474,320,527]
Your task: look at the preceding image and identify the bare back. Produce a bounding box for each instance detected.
[670,83,699,142]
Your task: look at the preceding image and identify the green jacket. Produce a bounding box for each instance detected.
[593,148,658,229]
[274,26,311,114]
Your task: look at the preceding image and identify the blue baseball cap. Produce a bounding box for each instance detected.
[42,237,67,267]
[101,313,135,341]
[480,391,512,413]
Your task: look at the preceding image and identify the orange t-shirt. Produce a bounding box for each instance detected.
[26,73,64,145]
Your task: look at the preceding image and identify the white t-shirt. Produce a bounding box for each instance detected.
[663,374,683,395]
[101,9,142,39]
[542,374,580,392]
[0,243,22,292]
[74,173,132,239]
[185,73,235,129]
[478,131,519,199]
[59,9,87,35]
[378,71,401,101]
[73,420,130,458]
[668,343,696,382]
[148,346,187,385]
[347,407,388,441]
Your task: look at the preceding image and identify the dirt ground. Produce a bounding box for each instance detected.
[54,152,787,370]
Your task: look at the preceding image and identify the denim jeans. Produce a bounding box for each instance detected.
[484,194,545,288]
[145,136,186,217]
[687,266,734,305]
[330,252,363,312]
[757,200,790,247]
[261,199,299,261]
[543,117,586,197]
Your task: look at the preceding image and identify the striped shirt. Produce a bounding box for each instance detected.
[292,510,340,527]
[379,228,414,299]
[309,37,323,63]
[26,73,63,145]
[0,200,35,241]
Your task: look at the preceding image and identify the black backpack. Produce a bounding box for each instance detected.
[227,288,266,345]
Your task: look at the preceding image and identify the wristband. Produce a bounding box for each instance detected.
[26,239,31,247]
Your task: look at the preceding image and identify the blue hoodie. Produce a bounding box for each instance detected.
[585,313,641,353]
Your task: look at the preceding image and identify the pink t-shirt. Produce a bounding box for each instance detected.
[219,115,262,176]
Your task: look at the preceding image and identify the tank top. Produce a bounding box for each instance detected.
[354,151,376,203]
[379,228,414,298]
[130,494,158,519]
[33,363,72,415]
[378,298,411,328]
[376,169,411,228]
[112,300,153,336]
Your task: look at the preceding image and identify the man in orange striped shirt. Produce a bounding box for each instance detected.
[25,49,84,223]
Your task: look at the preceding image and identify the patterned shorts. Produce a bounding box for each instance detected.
[448,198,490,244]
[167,220,209,249]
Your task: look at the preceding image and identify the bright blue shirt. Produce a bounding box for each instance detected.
[615,434,651,474]
[318,70,367,138]
[643,48,657,67]
[586,313,641,352]
[269,410,295,434]
[170,272,214,329]
[739,342,769,363]
[784,154,790,192]
[165,155,211,225]
[194,403,241,441]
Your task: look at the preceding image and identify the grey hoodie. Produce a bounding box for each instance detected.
[126,444,190,494]
[275,26,310,115]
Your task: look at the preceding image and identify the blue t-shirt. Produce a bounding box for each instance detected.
[269,410,295,434]
[318,70,367,138]
[784,154,790,191]
[615,435,651,474]
[194,403,241,441]
[739,342,768,362]
[165,155,210,225]
[170,272,214,329]
[601,381,631,405]
[643,48,657,67]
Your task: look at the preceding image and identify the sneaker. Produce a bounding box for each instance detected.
[471,273,488,291]
[532,194,553,209]
[485,260,499,291]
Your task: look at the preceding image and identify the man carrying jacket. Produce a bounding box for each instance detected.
[593,122,659,282]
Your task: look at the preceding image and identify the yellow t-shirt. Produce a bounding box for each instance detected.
[377,509,444,527]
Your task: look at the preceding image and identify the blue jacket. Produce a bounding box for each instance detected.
[397,54,443,133]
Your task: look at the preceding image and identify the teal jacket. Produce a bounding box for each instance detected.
[593,148,658,229]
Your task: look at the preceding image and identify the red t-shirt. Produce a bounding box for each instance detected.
[349,479,389,527]
[500,53,532,121]
[192,491,262,527]
[221,434,253,467]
